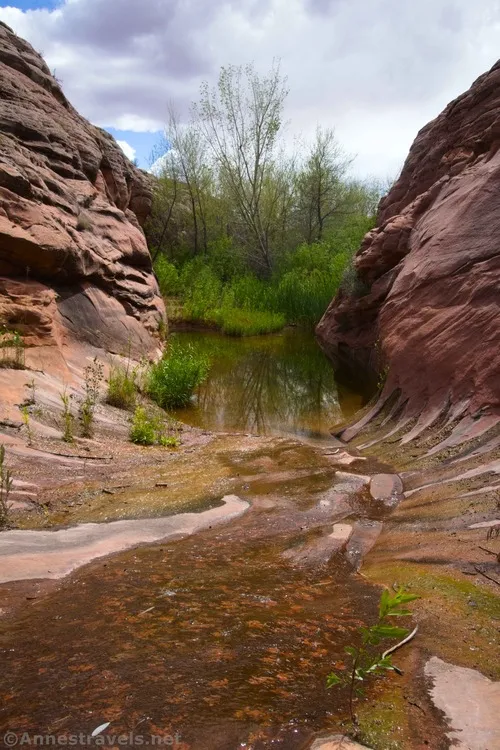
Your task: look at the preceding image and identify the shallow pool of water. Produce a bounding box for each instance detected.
[172,330,369,438]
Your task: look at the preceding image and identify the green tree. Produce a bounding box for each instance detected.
[195,62,289,274]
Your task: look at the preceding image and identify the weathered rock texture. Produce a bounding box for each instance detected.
[0,22,165,357]
[317,61,500,439]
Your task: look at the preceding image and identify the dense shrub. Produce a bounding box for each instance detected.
[146,341,211,409]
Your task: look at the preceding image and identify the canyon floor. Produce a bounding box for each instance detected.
[0,345,499,750]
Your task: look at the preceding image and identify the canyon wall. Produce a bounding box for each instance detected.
[317,61,500,440]
[0,22,165,361]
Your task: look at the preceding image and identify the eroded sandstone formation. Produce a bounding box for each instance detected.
[317,61,500,441]
[0,22,165,359]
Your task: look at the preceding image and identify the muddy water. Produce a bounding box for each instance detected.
[0,335,382,749]
[172,330,369,438]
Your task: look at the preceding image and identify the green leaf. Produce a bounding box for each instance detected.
[378,588,391,619]
[344,646,358,657]
[369,624,409,640]
[326,672,342,688]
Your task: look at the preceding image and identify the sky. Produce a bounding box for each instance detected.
[1,0,500,178]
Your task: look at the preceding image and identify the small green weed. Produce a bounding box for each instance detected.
[60,390,75,443]
[327,587,419,726]
[129,407,181,447]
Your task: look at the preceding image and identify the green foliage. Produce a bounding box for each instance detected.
[327,587,419,724]
[146,341,211,409]
[60,390,75,443]
[154,255,181,297]
[0,326,25,369]
[79,358,104,438]
[129,407,181,447]
[129,407,157,445]
[106,362,138,411]
[0,444,13,528]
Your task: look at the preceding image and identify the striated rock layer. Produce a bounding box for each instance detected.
[317,60,500,441]
[0,22,165,358]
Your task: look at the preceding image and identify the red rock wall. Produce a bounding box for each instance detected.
[0,22,165,357]
[317,61,500,434]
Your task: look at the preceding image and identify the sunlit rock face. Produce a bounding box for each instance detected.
[0,21,165,358]
[317,60,500,433]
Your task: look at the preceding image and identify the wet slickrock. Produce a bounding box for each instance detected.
[317,60,500,435]
[0,22,165,360]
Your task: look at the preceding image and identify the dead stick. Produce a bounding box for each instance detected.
[478,546,498,556]
[473,565,500,587]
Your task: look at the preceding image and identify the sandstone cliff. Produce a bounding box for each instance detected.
[0,21,165,361]
[317,61,500,443]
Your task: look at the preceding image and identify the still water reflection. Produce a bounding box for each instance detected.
[172,330,367,438]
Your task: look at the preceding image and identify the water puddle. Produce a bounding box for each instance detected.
[172,331,370,438]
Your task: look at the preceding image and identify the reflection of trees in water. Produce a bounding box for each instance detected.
[194,333,342,436]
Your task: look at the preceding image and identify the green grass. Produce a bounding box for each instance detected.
[210,308,285,336]
[146,341,211,409]
[106,363,138,410]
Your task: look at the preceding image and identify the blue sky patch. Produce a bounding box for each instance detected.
[102,128,164,169]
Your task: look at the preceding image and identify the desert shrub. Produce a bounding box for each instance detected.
[106,362,138,410]
[340,257,370,298]
[60,390,75,443]
[0,327,25,369]
[146,341,211,409]
[79,358,104,438]
[76,212,93,232]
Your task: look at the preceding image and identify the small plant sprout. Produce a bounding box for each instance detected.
[0,444,13,528]
[327,587,419,726]
[60,389,75,443]
[79,358,104,438]
[20,405,33,446]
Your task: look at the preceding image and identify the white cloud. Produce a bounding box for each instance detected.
[116,139,136,161]
[1,0,500,178]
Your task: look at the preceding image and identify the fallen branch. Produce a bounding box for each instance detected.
[383,625,418,657]
[478,545,498,556]
[473,565,500,587]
